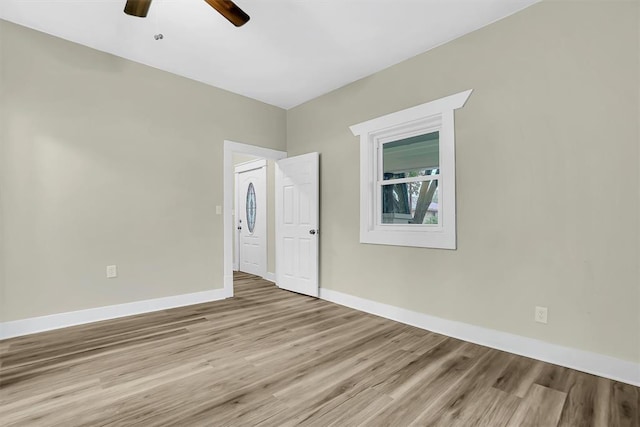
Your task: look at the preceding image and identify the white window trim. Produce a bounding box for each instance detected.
[349,89,472,249]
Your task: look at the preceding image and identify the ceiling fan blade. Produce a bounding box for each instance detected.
[204,0,250,27]
[124,0,152,18]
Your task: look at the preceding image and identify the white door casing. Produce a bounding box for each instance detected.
[235,159,267,277]
[275,152,320,297]
[223,140,287,297]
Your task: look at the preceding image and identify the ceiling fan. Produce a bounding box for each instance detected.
[124,0,250,27]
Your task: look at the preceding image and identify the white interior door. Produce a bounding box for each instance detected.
[275,152,319,297]
[235,160,267,277]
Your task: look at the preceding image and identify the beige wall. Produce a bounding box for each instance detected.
[1,1,638,365]
[286,1,640,363]
[0,20,286,322]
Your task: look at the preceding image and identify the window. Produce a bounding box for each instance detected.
[246,182,256,233]
[349,89,472,249]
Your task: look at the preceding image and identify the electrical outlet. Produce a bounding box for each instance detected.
[216,205,222,215]
[535,306,548,324]
[106,265,117,279]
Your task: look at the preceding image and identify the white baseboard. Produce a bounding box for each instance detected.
[4,284,637,386]
[0,288,229,340]
[319,288,640,387]
[263,272,276,283]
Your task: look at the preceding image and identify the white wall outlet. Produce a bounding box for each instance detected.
[106,265,117,278]
[216,205,222,215]
[535,306,548,324]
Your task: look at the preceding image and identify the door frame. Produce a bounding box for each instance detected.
[234,159,267,275]
[223,140,287,297]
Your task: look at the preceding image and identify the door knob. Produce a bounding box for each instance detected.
[309,229,317,235]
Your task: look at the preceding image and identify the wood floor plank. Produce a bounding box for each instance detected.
[269,349,419,426]
[371,342,489,425]
[506,383,568,427]
[371,336,465,398]
[608,380,640,427]
[408,349,516,426]
[300,387,392,427]
[493,355,545,398]
[459,386,522,427]
[535,363,580,393]
[1,271,637,426]
[555,370,600,427]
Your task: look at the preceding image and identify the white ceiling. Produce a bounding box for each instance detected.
[0,0,538,109]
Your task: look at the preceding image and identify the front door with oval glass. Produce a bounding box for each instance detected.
[235,160,267,277]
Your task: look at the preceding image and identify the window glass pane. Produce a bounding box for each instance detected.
[381,180,439,225]
[383,131,439,180]
[246,182,256,233]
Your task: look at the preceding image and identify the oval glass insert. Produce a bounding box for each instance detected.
[246,182,256,233]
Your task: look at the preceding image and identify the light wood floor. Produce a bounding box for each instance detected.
[1,272,638,426]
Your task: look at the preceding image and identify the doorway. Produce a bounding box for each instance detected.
[223,141,320,299]
[223,141,287,297]
[234,159,267,277]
